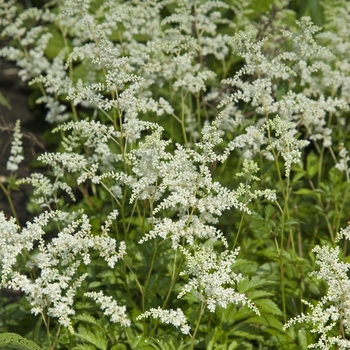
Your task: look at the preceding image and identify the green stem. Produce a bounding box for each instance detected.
[162,253,185,310]
[196,93,202,139]
[40,312,52,350]
[150,248,186,336]
[232,210,245,250]
[181,93,188,146]
[308,179,335,243]
[273,235,287,323]
[266,120,291,324]
[142,240,158,313]
[0,181,20,227]
[317,146,324,188]
[51,325,61,350]
[191,299,206,349]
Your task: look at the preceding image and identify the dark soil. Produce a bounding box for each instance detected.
[0,59,47,226]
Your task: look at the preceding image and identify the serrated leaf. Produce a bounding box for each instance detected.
[247,290,274,300]
[254,299,283,316]
[73,345,96,350]
[205,328,215,350]
[221,304,255,324]
[238,276,275,293]
[232,330,264,342]
[246,315,284,330]
[74,313,103,329]
[205,327,227,350]
[0,333,41,350]
[76,327,107,350]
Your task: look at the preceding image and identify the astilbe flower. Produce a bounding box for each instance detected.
[219,16,348,157]
[284,224,350,349]
[178,244,260,315]
[135,135,270,248]
[20,119,125,207]
[6,120,24,172]
[0,210,126,331]
[18,173,76,208]
[0,2,55,81]
[85,291,130,327]
[335,144,350,182]
[137,307,190,335]
[264,115,309,178]
[317,1,350,105]
[130,113,276,262]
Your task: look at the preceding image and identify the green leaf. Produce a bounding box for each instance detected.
[328,167,342,185]
[232,327,264,342]
[205,327,226,350]
[75,327,108,350]
[74,313,104,329]
[254,299,283,316]
[228,342,239,350]
[306,151,318,179]
[293,188,323,198]
[246,315,284,331]
[237,276,275,293]
[297,328,308,350]
[73,345,96,350]
[248,290,274,300]
[281,250,292,261]
[111,345,128,350]
[88,281,103,288]
[0,91,11,110]
[0,333,41,350]
[44,25,69,59]
[265,204,276,219]
[130,338,158,350]
[247,0,275,18]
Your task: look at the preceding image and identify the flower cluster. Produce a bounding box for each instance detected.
[137,307,190,335]
[0,210,125,331]
[85,291,130,327]
[284,224,350,349]
[6,120,24,172]
[178,244,260,315]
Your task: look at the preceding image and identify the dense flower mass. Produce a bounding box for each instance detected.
[284,226,350,349]
[1,0,350,349]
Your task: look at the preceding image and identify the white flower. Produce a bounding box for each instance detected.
[0,210,126,331]
[178,245,259,315]
[6,120,24,172]
[285,224,350,348]
[85,291,130,327]
[137,307,190,335]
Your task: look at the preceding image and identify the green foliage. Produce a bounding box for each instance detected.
[0,333,41,350]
